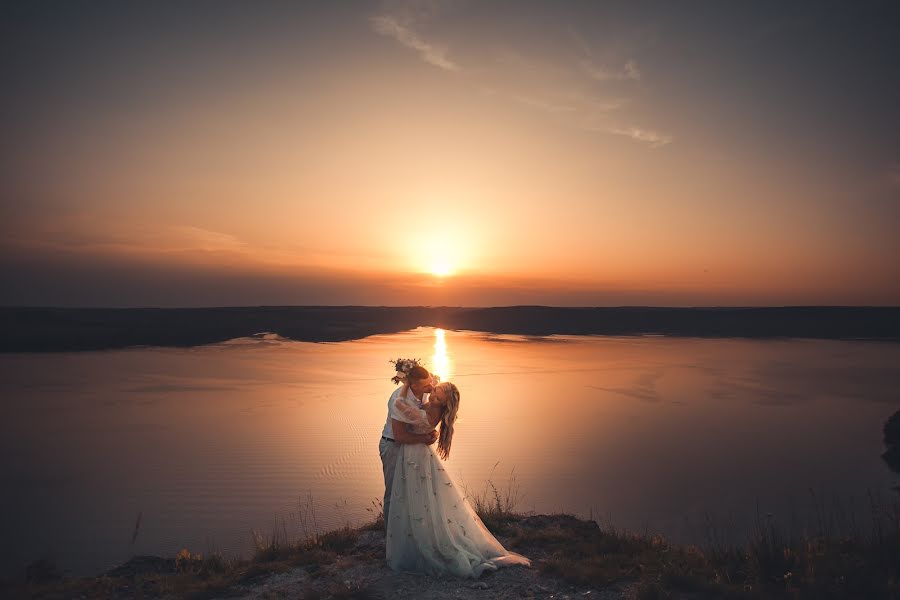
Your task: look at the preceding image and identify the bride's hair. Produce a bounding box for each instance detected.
[437,382,460,460]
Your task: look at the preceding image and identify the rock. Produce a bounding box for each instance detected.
[519,514,599,534]
[104,555,176,578]
[470,581,489,589]
[355,530,385,550]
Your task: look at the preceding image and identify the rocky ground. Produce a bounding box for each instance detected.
[227,520,632,600]
[11,508,897,598]
[7,514,638,600]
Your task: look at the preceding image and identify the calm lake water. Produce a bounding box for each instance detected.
[1,328,898,576]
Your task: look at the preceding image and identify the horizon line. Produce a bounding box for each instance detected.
[3,305,899,311]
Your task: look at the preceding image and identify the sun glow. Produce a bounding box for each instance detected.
[430,259,454,277]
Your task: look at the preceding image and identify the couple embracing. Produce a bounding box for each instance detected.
[378,360,531,578]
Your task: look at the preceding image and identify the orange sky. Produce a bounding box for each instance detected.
[1,2,898,306]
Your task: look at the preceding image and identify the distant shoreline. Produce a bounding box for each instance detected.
[2,306,899,352]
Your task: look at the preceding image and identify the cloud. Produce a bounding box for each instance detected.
[570,26,641,81]
[368,10,669,148]
[511,94,577,114]
[502,74,670,149]
[1,220,314,283]
[888,163,900,188]
[164,226,248,253]
[370,14,459,72]
[610,126,673,148]
[624,60,641,80]
[579,58,641,82]
[569,27,593,58]
[489,39,664,147]
[0,216,370,271]
[2,218,251,257]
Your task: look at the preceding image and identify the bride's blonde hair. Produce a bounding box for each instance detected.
[436,382,460,460]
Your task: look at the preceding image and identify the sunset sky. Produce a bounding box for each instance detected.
[1,1,898,307]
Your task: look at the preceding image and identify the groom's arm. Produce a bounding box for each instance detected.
[391,419,438,445]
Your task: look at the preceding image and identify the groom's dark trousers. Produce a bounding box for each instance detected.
[378,436,400,528]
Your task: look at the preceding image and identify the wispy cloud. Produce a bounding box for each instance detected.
[490,52,668,147]
[2,218,250,257]
[510,90,670,148]
[370,14,459,72]
[624,60,641,80]
[510,94,577,114]
[0,217,386,271]
[368,9,671,148]
[490,34,668,147]
[166,226,248,253]
[579,58,641,82]
[610,127,673,148]
[570,26,641,81]
[888,163,900,188]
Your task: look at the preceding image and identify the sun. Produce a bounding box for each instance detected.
[429,258,453,277]
[417,234,461,277]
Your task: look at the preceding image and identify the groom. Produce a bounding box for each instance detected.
[379,365,438,527]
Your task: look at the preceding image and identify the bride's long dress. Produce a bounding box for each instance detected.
[386,394,531,578]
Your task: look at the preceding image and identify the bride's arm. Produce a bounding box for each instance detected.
[391,389,438,444]
[393,382,430,427]
[391,419,438,444]
[394,398,434,429]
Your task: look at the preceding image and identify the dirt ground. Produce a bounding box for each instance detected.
[224,526,632,600]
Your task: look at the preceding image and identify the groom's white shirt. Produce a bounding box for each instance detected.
[381,385,425,439]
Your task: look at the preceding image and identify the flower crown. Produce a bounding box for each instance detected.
[390,358,421,384]
[389,358,440,385]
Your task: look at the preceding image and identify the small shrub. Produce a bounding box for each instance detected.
[361,498,385,531]
[319,526,359,554]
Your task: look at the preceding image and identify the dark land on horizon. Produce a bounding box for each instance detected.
[2,305,899,352]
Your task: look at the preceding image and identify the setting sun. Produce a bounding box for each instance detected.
[430,260,453,278]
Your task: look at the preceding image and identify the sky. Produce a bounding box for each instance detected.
[1,0,898,307]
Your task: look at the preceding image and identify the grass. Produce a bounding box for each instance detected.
[481,485,900,599]
[456,467,900,598]
[6,477,900,599]
[3,493,365,600]
[463,462,524,535]
[359,498,385,531]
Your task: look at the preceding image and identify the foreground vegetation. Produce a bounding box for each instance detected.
[468,472,900,599]
[5,480,900,599]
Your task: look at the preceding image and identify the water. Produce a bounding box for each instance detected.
[1,328,898,577]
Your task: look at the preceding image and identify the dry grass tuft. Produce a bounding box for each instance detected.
[465,463,525,535]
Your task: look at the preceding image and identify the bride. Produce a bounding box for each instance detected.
[386,379,531,578]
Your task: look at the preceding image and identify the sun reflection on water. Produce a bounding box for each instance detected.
[431,328,452,382]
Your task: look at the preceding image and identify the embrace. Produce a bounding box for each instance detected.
[378,360,531,578]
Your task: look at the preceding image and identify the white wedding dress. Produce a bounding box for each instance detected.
[386,394,531,578]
